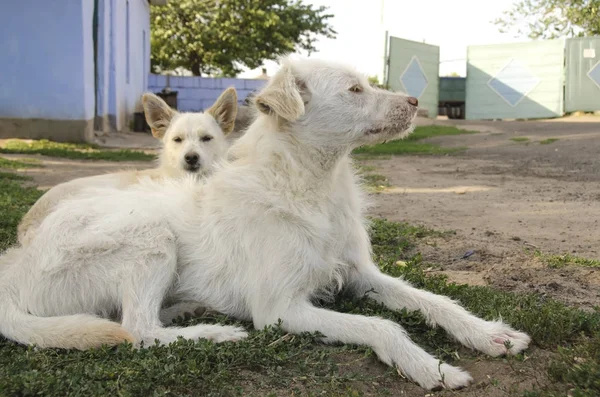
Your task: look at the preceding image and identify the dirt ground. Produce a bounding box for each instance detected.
[3,116,600,312]
[369,116,600,310]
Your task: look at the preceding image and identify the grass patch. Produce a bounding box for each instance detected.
[0,156,42,169]
[354,141,466,156]
[547,337,600,395]
[354,164,390,192]
[353,125,474,156]
[361,173,390,191]
[536,251,600,268]
[0,172,32,181]
[0,158,43,250]
[0,172,44,251]
[511,137,530,143]
[0,139,155,162]
[406,125,476,140]
[540,138,559,145]
[352,153,393,161]
[356,164,377,173]
[0,171,599,396]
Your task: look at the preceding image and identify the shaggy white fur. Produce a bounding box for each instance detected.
[16,88,237,247]
[0,57,530,390]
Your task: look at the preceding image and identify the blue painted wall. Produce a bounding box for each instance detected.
[148,75,266,112]
[96,0,109,129]
[97,0,151,131]
[0,0,152,135]
[126,0,151,120]
[0,0,94,121]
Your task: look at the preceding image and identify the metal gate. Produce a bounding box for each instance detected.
[465,39,565,120]
[565,36,600,113]
[385,36,439,118]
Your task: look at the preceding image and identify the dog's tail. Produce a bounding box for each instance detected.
[0,285,135,350]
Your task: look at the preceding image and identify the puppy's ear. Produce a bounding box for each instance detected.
[207,87,238,135]
[142,93,177,139]
[254,64,307,122]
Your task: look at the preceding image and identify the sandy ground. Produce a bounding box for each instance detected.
[368,116,600,310]
[2,116,600,311]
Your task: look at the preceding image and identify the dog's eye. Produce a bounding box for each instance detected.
[201,136,213,142]
[173,137,182,143]
[349,85,363,93]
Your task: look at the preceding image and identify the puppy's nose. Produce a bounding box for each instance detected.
[185,152,199,165]
[407,97,419,107]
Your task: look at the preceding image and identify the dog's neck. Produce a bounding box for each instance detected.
[230,116,352,189]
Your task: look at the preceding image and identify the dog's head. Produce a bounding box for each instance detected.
[254,57,418,150]
[142,88,238,177]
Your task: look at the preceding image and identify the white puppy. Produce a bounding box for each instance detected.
[0,57,530,390]
[16,88,238,246]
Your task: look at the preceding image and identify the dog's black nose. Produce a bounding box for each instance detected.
[407,97,419,107]
[185,152,199,165]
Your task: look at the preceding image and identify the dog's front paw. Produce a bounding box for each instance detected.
[437,363,474,390]
[470,321,531,357]
[381,346,473,390]
[409,362,473,390]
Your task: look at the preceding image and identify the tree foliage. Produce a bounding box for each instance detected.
[150,0,336,76]
[494,0,600,39]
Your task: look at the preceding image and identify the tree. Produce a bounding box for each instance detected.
[367,75,389,90]
[150,0,336,76]
[367,75,380,86]
[494,0,600,39]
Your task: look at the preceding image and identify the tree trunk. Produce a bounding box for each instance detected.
[190,53,202,76]
[191,62,202,76]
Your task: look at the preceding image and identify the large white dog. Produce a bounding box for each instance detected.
[16,88,238,246]
[0,57,530,390]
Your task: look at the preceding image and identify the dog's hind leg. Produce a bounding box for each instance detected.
[347,264,531,358]
[120,228,247,346]
[254,300,472,390]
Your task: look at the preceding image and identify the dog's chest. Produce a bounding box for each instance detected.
[298,192,361,272]
[322,202,352,250]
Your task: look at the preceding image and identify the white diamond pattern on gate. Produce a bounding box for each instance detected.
[588,60,600,89]
[487,59,541,107]
[399,56,429,99]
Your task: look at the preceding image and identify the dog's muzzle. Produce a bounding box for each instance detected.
[185,164,201,172]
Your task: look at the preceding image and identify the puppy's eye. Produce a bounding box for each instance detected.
[201,136,213,142]
[349,85,363,93]
[173,137,182,143]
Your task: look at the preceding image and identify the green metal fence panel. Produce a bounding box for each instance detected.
[565,36,600,113]
[386,37,439,118]
[466,39,565,120]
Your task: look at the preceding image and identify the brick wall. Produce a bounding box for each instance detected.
[148,74,266,112]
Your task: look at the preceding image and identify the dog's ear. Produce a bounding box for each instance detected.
[255,64,306,122]
[142,93,177,139]
[207,87,238,135]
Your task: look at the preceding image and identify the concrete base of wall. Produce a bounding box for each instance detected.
[0,118,94,143]
[94,114,118,133]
